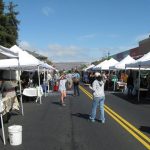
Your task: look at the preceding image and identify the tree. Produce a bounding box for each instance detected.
[46,59,53,65]
[0,0,20,47]
[0,0,4,15]
[0,0,7,46]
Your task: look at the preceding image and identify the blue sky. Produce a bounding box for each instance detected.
[5,0,150,62]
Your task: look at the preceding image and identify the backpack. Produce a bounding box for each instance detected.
[73,77,79,83]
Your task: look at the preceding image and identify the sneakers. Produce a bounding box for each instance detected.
[99,120,105,124]
[61,103,66,106]
[89,116,95,122]
[89,116,105,123]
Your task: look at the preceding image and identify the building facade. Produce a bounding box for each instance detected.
[112,35,150,61]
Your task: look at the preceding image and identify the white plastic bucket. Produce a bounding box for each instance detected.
[8,125,22,146]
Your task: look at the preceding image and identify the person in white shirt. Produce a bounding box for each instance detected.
[89,72,105,123]
[58,73,67,106]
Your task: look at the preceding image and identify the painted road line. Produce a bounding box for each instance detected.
[105,108,150,150]
[104,105,150,144]
[79,85,150,150]
[81,86,150,144]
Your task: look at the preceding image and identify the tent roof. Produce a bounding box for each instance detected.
[0,45,18,59]
[110,55,135,70]
[93,60,108,70]
[0,45,55,70]
[10,45,43,67]
[101,58,119,70]
[84,64,95,71]
[126,51,150,68]
[93,58,118,70]
[139,59,150,68]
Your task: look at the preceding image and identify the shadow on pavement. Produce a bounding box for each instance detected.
[111,92,150,105]
[72,113,89,120]
[51,101,61,106]
[139,126,150,134]
[72,113,100,122]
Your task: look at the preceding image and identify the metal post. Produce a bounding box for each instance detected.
[0,94,6,145]
[18,58,24,116]
[38,66,42,104]
[44,68,46,97]
[138,65,141,103]
[47,69,50,93]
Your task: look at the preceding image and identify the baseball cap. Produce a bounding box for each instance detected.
[95,72,101,77]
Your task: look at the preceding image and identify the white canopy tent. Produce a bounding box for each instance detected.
[83,64,95,71]
[110,55,135,70]
[0,45,55,145]
[10,45,44,70]
[0,46,46,115]
[125,51,150,102]
[0,45,55,103]
[126,52,150,69]
[100,58,119,70]
[0,46,18,145]
[93,60,108,70]
[93,58,118,70]
[0,45,18,59]
[138,59,150,68]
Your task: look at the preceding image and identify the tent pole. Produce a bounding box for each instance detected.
[38,66,42,104]
[44,68,46,97]
[9,69,11,81]
[18,58,24,116]
[0,114,6,145]
[108,69,110,91]
[47,69,49,93]
[0,93,6,145]
[138,65,141,103]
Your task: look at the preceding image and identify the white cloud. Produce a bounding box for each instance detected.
[19,41,138,63]
[42,7,54,16]
[78,34,96,40]
[19,41,33,50]
[46,44,93,62]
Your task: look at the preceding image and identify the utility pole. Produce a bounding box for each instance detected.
[108,51,110,59]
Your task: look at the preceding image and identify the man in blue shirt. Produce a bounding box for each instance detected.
[72,70,80,96]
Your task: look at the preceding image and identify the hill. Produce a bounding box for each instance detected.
[53,62,89,70]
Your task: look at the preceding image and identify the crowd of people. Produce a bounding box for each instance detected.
[57,70,106,123]
[1,66,150,126]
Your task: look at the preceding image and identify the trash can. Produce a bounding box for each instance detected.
[8,125,22,146]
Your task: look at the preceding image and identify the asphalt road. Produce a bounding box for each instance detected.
[0,86,150,150]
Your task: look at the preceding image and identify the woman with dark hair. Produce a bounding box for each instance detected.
[89,72,105,123]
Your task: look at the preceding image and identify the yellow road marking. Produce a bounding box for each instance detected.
[79,85,150,150]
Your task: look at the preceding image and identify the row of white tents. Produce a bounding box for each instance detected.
[84,51,150,71]
[0,45,56,145]
[84,52,150,102]
[0,44,56,112]
[0,45,55,70]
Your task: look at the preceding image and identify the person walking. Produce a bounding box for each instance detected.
[89,72,105,123]
[127,72,134,96]
[58,73,67,106]
[72,70,80,96]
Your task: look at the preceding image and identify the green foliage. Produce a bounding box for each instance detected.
[0,0,4,15]
[46,59,52,65]
[0,0,19,47]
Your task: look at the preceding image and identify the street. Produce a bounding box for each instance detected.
[0,85,150,150]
